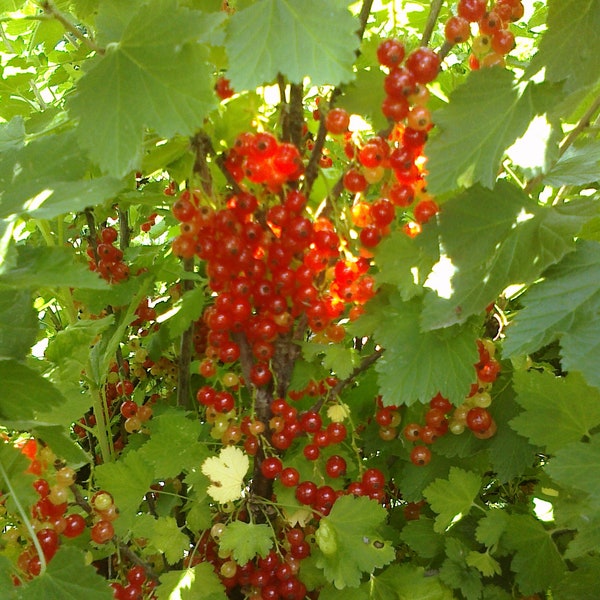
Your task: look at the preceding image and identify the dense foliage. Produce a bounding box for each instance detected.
[1,0,600,598]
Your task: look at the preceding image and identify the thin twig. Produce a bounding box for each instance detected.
[328,348,383,402]
[41,1,104,54]
[558,93,600,157]
[420,0,444,47]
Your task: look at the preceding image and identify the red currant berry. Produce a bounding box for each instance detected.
[410,445,432,466]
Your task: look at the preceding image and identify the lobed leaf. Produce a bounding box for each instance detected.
[225,0,359,90]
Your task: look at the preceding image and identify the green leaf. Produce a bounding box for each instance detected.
[69,0,217,177]
[546,435,600,502]
[544,141,600,186]
[0,116,25,152]
[374,293,480,406]
[132,514,190,565]
[503,514,566,595]
[0,289,37,359]
[466,551,501,577]
[0,130,123,220]
[486,384,539,481]
[218,521,274,565]
[315,495,395,588]
[339,68,387,131]
[367,564,453,600]
[0,442,37,515]
[156,563,226,600]
[564,515,600,559]
[553,557,600,600]
[18,547,113,600]
[501,241,600,391]
[424,467,481,533]
[475,508,509,551]
[421,184,593,329]
[0,555,18,598]
[374,229,439,301]
[225,0,359,89]
[0,247,109,290]
[163,285,206,339]
[439,538,483,600]
[138,410,209,479]
[510,371,600,453]
[0,360,64,421]
[400,518,444,559]
[31,425,90,469]
[426,70,534,194]
[94,450,154,536]
[526,0,600,93]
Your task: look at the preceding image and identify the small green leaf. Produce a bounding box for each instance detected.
[426,70,534,194]
[155,563,226,600]
[132,515,190,565]
[315,495,395,589]
[163,286,206,339]
[564,516,600,559]
[439,538,483,600]
[424,467,481,533]
[466,551,501,577]
[18,547,113,600]
[225,0,359,89]
[218,521,275,565]
[510,371,600,452]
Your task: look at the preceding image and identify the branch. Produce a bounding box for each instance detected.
[327,348,383,402]
[41,1,104,55]
[84,208,100,265]
[420,0,444,47]
[191,131,214,196]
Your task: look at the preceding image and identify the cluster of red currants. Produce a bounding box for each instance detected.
[325,38,441,248]
[444,0,524,69]
[110,565,155,600]
[403,339,500,466]
[87,226,129,283]
[222,131,304,189]
[5,439,118,583]
[171,182,376,390]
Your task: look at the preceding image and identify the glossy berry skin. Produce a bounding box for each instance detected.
[63,513,86,538]
[325,455,347,478]
[414,199,439,224]
[405,47,440,84]
[280,467,300,487]
[91,520,115,544]
[377,38,405,67]
[362,468,385,492]
[295,481,317,505]
[466,407,492,433]
[457,0,487,22]
[410,445,432,466]
[260,456,283,479]
[325,108,350,135]
[445,15,471,43]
